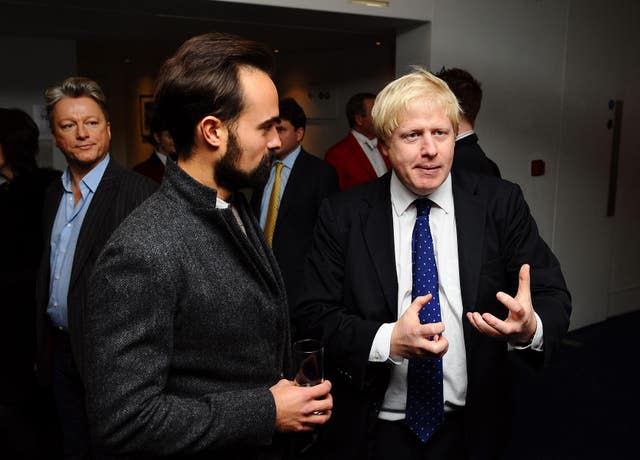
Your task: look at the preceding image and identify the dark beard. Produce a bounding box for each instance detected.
[214,130,272,193]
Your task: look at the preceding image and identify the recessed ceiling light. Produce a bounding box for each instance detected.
[350,0,390,8]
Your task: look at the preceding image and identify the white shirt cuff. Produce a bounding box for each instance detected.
[509,311,544,351]
[369,323,402,364]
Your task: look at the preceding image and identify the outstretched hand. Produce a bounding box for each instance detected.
[466,264,537,345]
[390,294,448,359]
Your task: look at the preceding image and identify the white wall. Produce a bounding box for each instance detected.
[430,0,569,243]
[261,0,640,329]
[0,37,77,172]
[427,0,640,328]
[275,44,395,157]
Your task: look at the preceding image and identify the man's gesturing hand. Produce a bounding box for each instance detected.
[390,294,448,359]
[466,264,537,345]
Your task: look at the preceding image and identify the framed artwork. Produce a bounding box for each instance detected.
[139,95,155,137]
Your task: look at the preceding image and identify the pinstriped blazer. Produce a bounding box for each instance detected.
[35,158,157,384]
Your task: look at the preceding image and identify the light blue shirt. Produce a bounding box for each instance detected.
[259,146,301,229]
[47,154,110,330]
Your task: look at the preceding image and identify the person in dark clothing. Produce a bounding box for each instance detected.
[436,67,501,177]
[35,77,157,459]
[133,112,176,183]
[0,107,61,459]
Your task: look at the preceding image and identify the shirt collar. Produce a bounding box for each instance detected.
[61,154,110,194]
[155,150,168,166]
[278,145,301,169]
[351,129,377,149]
[216,197,230,209]
[390,170,453,217]
[455,129,475,141]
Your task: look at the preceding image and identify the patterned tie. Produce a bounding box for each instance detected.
[264,162,284,246]
[405,198,444,443]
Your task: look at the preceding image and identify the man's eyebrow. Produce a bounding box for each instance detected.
[258,116,281,129]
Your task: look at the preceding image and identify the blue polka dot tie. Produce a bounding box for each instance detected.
[405,198,444,443]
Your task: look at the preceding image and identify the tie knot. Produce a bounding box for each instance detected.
[274,162,284,173]
[414,198,432,217]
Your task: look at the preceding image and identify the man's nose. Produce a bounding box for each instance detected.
[421,135,437,157]
[267,126,281,150]
[76,123,89,139]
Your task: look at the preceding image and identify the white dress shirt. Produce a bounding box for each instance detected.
[258,146,301,229]
[351,129,388,177]
[369,171,543,421]
[155,150,168,166]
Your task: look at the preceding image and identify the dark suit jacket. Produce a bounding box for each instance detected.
[325,132,389,190]
[132,151,165,183]
[1,167,60,401]
[251,149,339,312]
[453,133,501,178]
[35,159,157,384]
[293,171,571,459]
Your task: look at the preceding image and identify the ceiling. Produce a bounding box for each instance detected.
[0,0,423,52]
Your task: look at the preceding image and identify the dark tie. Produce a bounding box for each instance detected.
[405,198,444,443]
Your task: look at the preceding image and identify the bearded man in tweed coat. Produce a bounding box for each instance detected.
[82,33,332,459]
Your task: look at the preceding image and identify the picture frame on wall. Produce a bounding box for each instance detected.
[139,95,155,137]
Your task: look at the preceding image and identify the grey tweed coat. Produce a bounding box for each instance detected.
[83,159,292,459]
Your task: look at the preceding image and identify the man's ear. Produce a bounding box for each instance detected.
[354,113,364,129]
[198,116,225,148]
[295,127,305,143]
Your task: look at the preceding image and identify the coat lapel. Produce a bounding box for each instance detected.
[69,160,120,288]
[452,172,486,313]
[348,132,378,180]
[223,194,284,297]
[362,176,398,319]
[276,150,307,224]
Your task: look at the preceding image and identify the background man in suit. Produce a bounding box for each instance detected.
[436,67,501,177]
[294,69,571,459]
[133,112,176,183]
[251,97,338,313]
[35,76,157,459]
[325,92,390,190]
[82,33,332,459]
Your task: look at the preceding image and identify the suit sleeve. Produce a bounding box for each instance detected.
[293,198,387,389]
[83,235,276,455]
[501,184,571,366]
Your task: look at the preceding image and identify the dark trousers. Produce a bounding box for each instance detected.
[372,411,467,460]
[52,329,93,460]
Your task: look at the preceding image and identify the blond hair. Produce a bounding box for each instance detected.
[372,67,461,144]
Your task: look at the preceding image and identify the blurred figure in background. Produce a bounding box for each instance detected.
[325,92,390,190]
[133,112,176,183]
[436,67,501,178]
[251,97,338,316]
[0,107,61,459]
